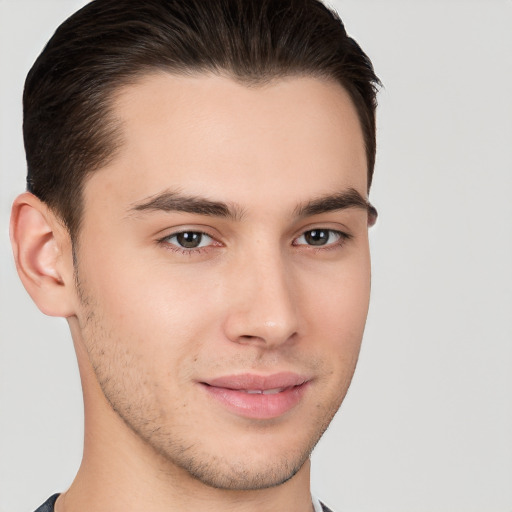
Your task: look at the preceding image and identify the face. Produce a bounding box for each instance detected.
[70,73,371,490]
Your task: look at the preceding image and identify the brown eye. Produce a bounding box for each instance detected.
[294,229,348,248]
[304,230,330,246]
[165,231,213,249]
[176,232,203,248]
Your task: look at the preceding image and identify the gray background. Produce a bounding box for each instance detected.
[1,1,511,511]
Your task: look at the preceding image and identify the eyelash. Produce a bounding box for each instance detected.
[293,229,352,252]
[157,231,218,256]
[157,228,352,255]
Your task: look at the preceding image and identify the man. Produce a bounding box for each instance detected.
[10,0,379,510]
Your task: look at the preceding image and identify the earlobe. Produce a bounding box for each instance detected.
[10,192,76,317]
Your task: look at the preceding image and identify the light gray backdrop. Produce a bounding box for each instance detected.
[1,1,511,511]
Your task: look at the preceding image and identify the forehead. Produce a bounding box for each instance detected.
[86,72,367,213]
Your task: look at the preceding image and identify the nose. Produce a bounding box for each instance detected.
[222,251,299,348]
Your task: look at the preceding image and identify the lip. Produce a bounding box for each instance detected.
[200,372,310,420]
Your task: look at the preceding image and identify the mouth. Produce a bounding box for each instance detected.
[200,373,310,420]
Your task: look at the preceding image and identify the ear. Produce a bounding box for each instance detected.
[10,192,76,317]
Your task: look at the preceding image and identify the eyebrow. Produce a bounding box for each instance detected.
[128,190,244,220]
[295,188,378,224]
[128,187,378,224]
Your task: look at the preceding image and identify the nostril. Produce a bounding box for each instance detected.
[239,334,264,343]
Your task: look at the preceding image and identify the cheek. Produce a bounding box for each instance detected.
[298,255,371,373]
[303,256,371,333]
[76,243,222,367]
[76,260,213,409]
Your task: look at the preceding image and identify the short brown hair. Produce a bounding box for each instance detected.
[24,0,380,239]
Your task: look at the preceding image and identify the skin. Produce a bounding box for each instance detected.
[11,74,372,512]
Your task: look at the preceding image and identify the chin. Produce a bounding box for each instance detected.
[174,449,310,491]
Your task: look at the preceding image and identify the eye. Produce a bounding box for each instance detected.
[163,231,214,250]
[294,229,348,247]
